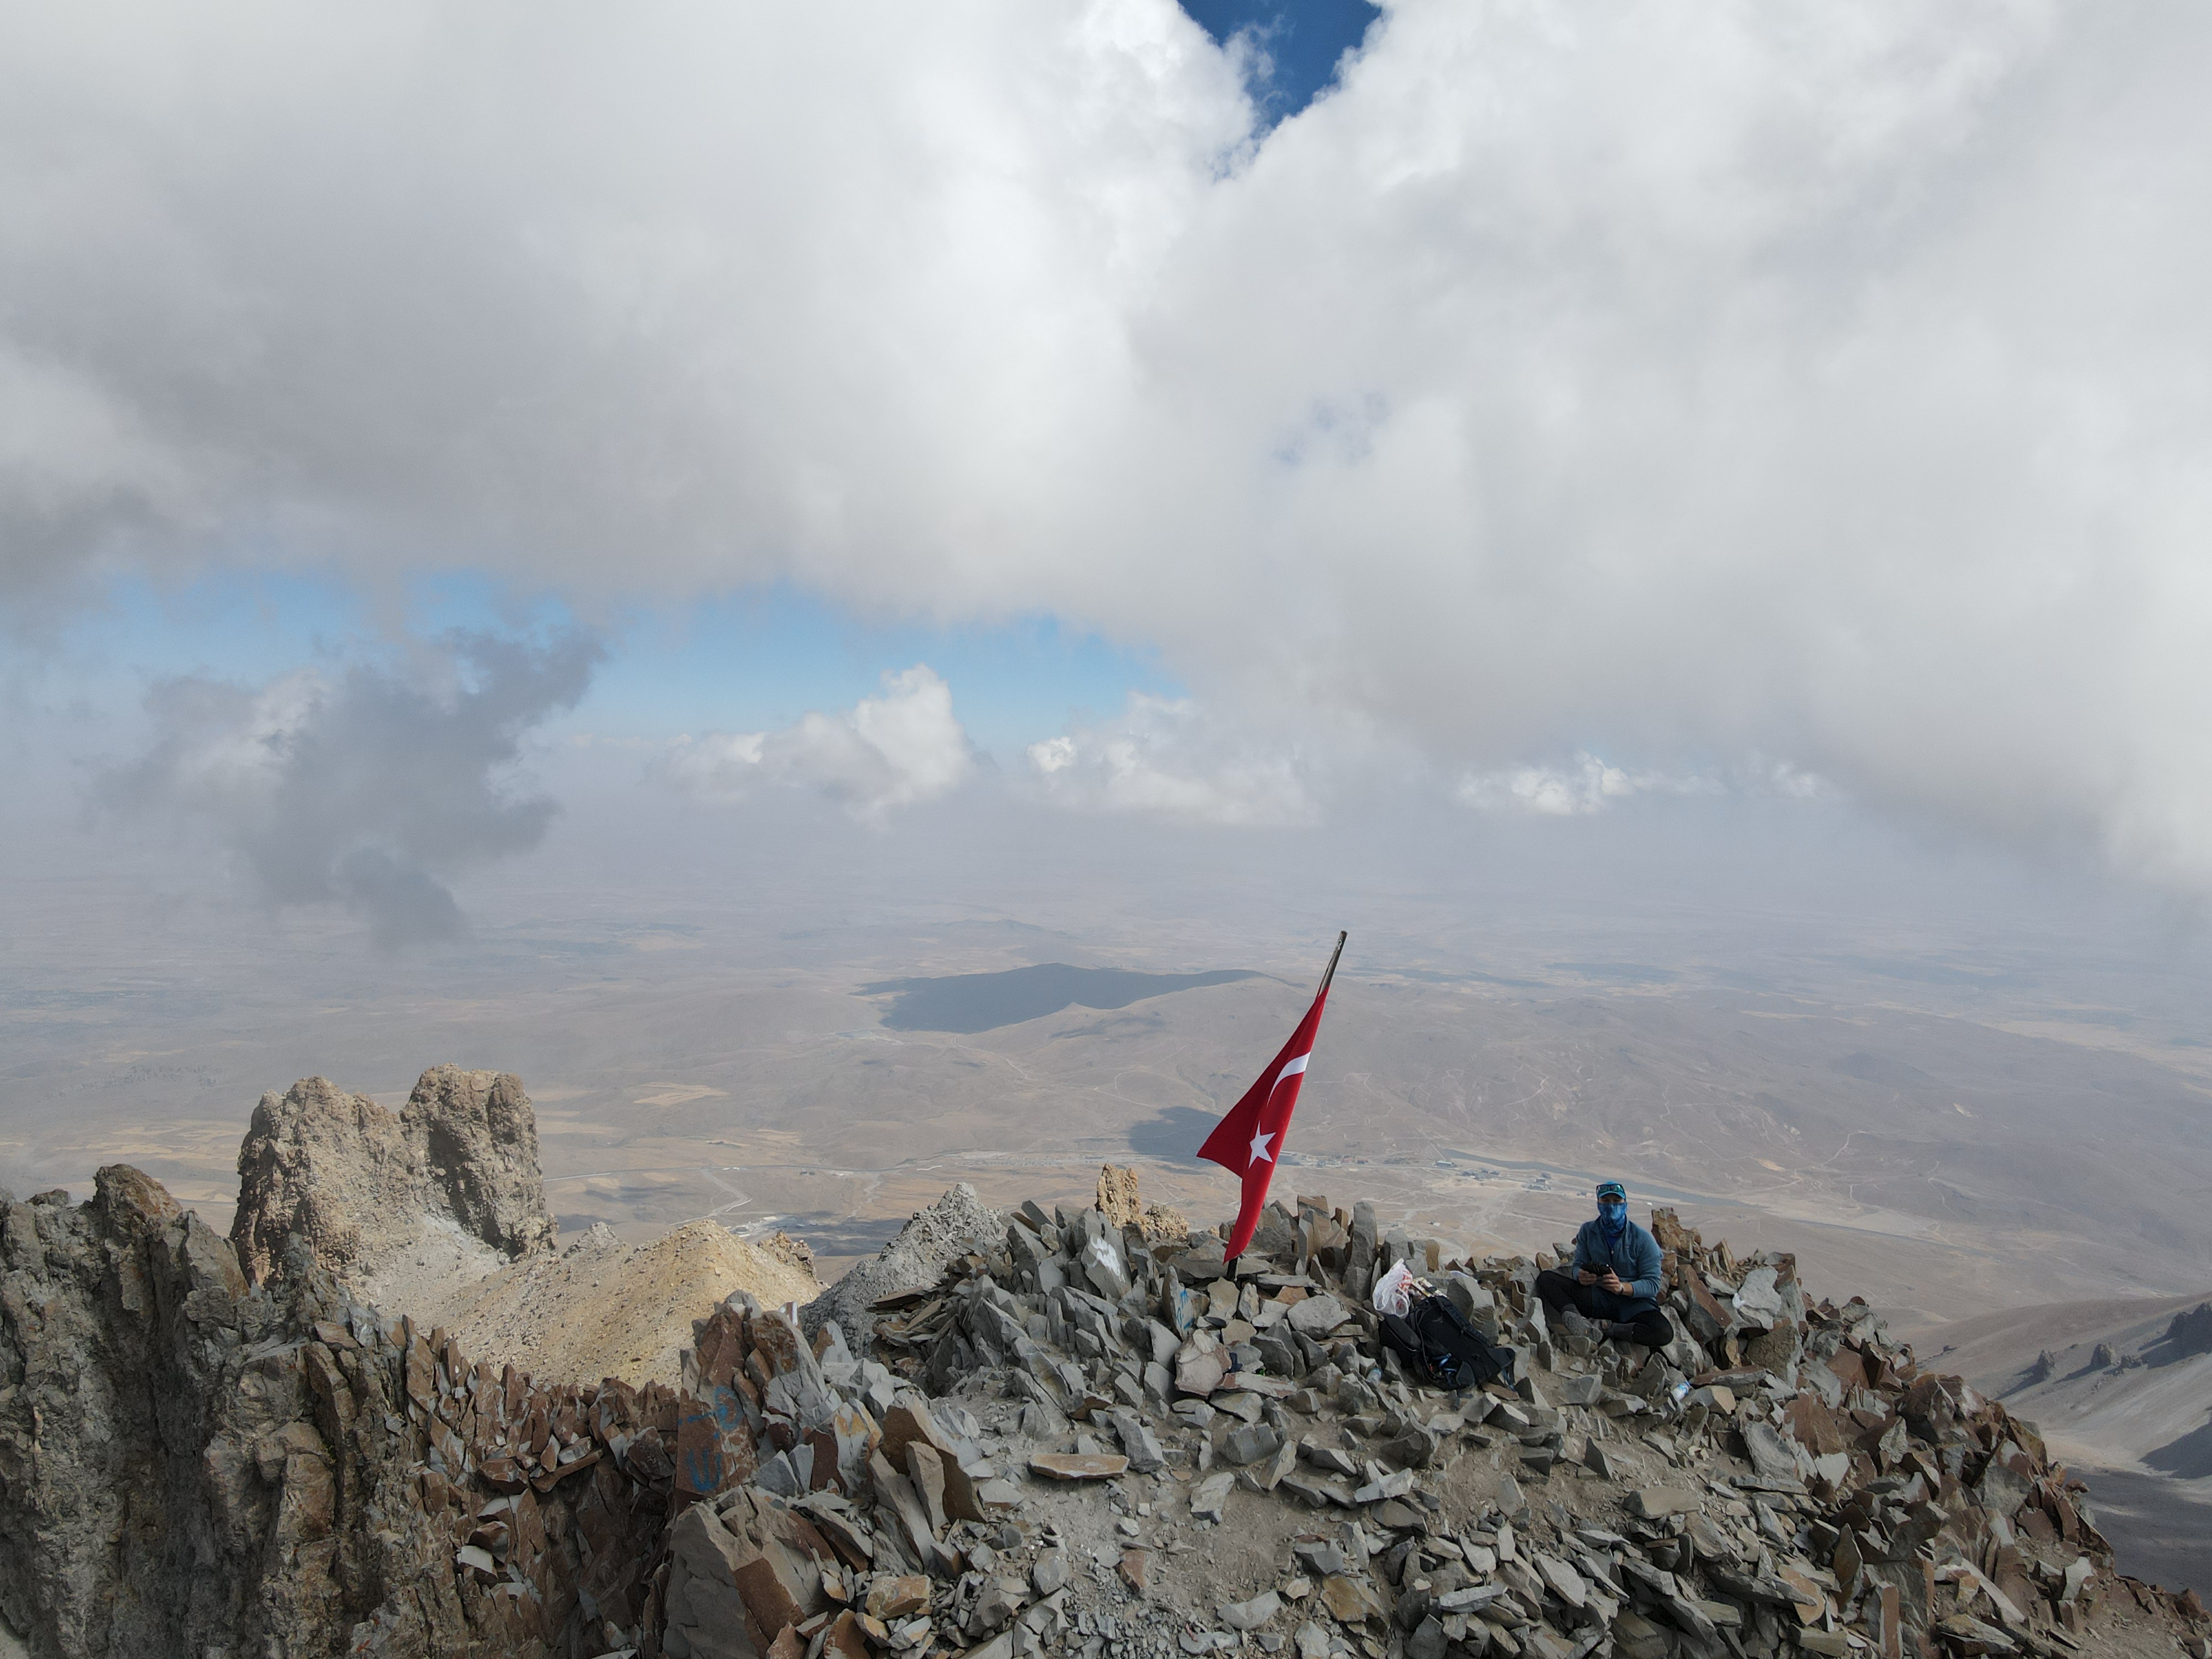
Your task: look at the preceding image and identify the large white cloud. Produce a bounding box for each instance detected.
[7,2,2212,888]
[1458,755,1710,818]
[665,665,975,820]
[1455,753,1829,816]
[1027,693,1315,826]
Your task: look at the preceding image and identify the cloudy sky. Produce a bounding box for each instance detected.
[4,0,2209,948]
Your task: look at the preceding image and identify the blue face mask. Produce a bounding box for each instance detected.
[1599,1201,1627,1232]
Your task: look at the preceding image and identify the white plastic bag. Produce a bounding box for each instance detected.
[1372,1260,1418,1318]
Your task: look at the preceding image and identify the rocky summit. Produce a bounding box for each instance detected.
[3,1079,2209,1659]
[231,1066,556,1293]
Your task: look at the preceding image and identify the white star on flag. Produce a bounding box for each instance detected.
[1247,1129,1275,1166]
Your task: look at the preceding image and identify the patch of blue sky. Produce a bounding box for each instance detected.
[587,587,1182,759]
[56,571,1180,760]
[33,568,369,709]
[43,569,561,703]
[1179,0,1381,131]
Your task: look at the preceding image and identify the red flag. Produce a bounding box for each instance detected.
[1198,932,1345,1260]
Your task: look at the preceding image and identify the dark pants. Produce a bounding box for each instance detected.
[1534,1268,1673,1350]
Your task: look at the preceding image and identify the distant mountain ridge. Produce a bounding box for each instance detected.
[1905,1290,2212,1594]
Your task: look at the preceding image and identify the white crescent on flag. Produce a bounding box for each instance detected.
[1249,1055,1310,1162]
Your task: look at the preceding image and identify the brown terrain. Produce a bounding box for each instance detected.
[417,1219,823,1391]
[17,959,2212,1318]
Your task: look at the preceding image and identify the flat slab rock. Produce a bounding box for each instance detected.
[1190,1472,1238,1519]
[1029,1452,1130,1480]
[1625,1486,1703,1519]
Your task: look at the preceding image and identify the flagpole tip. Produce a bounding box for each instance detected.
[1318,931,1347,996]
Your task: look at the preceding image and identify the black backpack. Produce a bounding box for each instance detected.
[1380,1293,1510,1391]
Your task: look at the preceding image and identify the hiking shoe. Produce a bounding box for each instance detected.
[1604,1322,1645,1346]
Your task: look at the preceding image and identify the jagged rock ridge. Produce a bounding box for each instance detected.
[231,1065,555,1293]
[1,1164,693,1656]
[804,1182,1005,1360]
[0,1167,476,1656]
[7,1093,2210,1659]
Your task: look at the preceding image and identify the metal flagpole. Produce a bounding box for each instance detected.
[1318,930,1348,996]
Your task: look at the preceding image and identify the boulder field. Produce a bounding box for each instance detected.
[2,1074,2205,1659]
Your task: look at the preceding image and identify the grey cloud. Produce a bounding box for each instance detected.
[6,4,2212,889]
[99,629,602,947]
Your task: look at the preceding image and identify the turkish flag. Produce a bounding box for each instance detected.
[1198,936,1343,1259]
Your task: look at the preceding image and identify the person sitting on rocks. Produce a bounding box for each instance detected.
[1534,1180,1674,1350]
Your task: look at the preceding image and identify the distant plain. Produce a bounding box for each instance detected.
[9,797,2212,1586]
[11,807,2212,1321]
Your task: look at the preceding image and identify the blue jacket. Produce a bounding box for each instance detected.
[1570,1217,1663,1318]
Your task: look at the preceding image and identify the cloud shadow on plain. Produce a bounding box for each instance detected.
[1125,1104,1224,1160]
[860,963,1258,1035]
